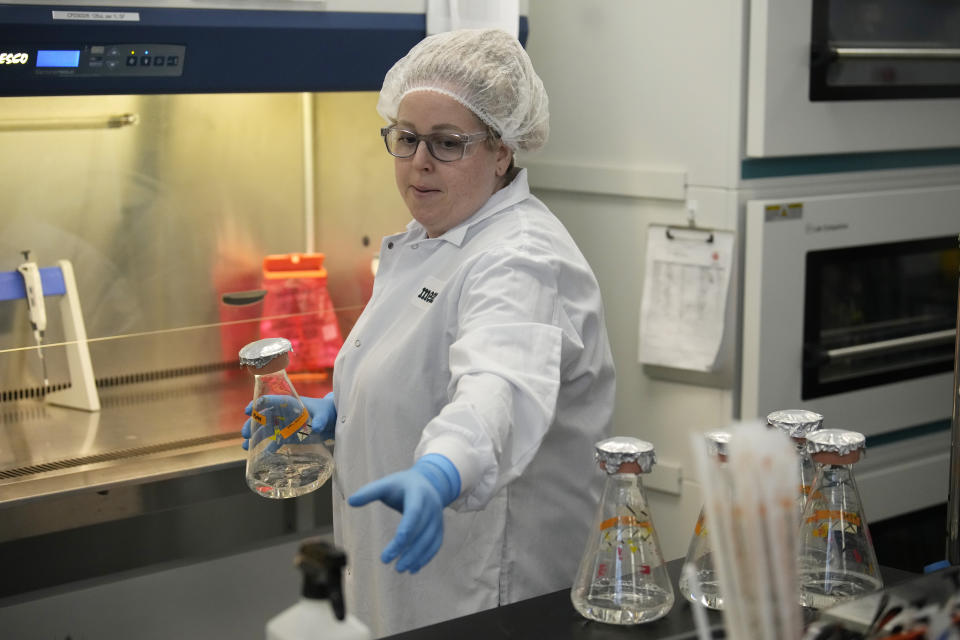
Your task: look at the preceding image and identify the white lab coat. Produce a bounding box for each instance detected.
[331,169,615,638]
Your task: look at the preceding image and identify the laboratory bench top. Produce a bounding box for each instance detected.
[384,559,918,640]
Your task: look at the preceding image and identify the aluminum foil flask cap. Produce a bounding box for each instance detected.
[704,430,731,459]
[594,436,656,474]
[806,429,866,464]
[296,538,348,620]
[239,337,293,371]
[767,409,824,439]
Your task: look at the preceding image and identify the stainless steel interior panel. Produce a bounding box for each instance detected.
[311,91,410,331]
[0,93,306,385]
[1,92,409,391]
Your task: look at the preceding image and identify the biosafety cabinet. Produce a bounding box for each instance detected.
[522,0,960,561]
[0,2,526,634]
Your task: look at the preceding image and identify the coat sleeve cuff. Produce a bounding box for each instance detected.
[416,432,491,510]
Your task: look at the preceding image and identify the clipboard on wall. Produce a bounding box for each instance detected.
[638,224,735,374]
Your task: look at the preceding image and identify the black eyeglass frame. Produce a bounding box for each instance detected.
[380,126,490,162]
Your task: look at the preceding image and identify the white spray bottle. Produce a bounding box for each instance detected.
[266,538,371,640]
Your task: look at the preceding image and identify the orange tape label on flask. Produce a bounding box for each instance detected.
[805,510,861,527]
[599,515,653,535]
[275,408,310,440]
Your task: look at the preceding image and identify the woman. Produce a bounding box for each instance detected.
[246,28,615,638]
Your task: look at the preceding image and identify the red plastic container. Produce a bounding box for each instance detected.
[259,253,342,374]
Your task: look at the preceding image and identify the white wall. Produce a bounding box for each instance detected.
[525,0,746,189]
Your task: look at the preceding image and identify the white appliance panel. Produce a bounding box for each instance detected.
[746,0,960,157]
[741,184,959,431]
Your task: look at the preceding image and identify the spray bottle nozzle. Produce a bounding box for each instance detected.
[296,539,348,621]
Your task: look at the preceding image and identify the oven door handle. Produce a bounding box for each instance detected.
[832,47,960,60]
[823,328,957,361]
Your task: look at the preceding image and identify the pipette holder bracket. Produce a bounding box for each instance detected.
[1,259,100,412]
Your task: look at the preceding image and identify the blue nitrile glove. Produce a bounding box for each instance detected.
[241,392,336,451]
[347,453,461,574]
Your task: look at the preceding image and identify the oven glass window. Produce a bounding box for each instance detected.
[803,236,959,399]
[811,0,960,100]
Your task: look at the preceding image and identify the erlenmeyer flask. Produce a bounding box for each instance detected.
[767,409,824,516]
[571,437,675,624]
[798,429,882,609]
[240,337,334,499]
[678,430,730,610]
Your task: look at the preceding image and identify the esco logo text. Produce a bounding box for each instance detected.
[0,52,29,65]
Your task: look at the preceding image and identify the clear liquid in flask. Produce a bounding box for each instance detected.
[571,582,674,624]
[247,442,334,499]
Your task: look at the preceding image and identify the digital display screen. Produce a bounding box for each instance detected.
[36,50,80,68]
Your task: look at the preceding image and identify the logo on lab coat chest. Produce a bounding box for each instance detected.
[418,287,438,303]
[411,276,444,310]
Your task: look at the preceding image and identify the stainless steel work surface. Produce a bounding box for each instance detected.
[0,371,332,507]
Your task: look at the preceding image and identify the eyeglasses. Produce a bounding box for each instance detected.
[380,126,489,162]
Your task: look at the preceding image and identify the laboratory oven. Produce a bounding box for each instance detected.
[740,178,960,520]
[747,0,960,157]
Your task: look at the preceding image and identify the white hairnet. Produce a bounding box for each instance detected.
[377,29,549,153]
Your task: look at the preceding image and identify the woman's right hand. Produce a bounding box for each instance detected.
[241,391,337,450]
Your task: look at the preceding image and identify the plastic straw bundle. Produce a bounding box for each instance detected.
[690,420,803,640]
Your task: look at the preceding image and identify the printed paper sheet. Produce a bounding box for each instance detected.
[638,225,734,372]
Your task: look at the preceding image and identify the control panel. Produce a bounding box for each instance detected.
[1,44,185,77]
[0,5,442,95]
